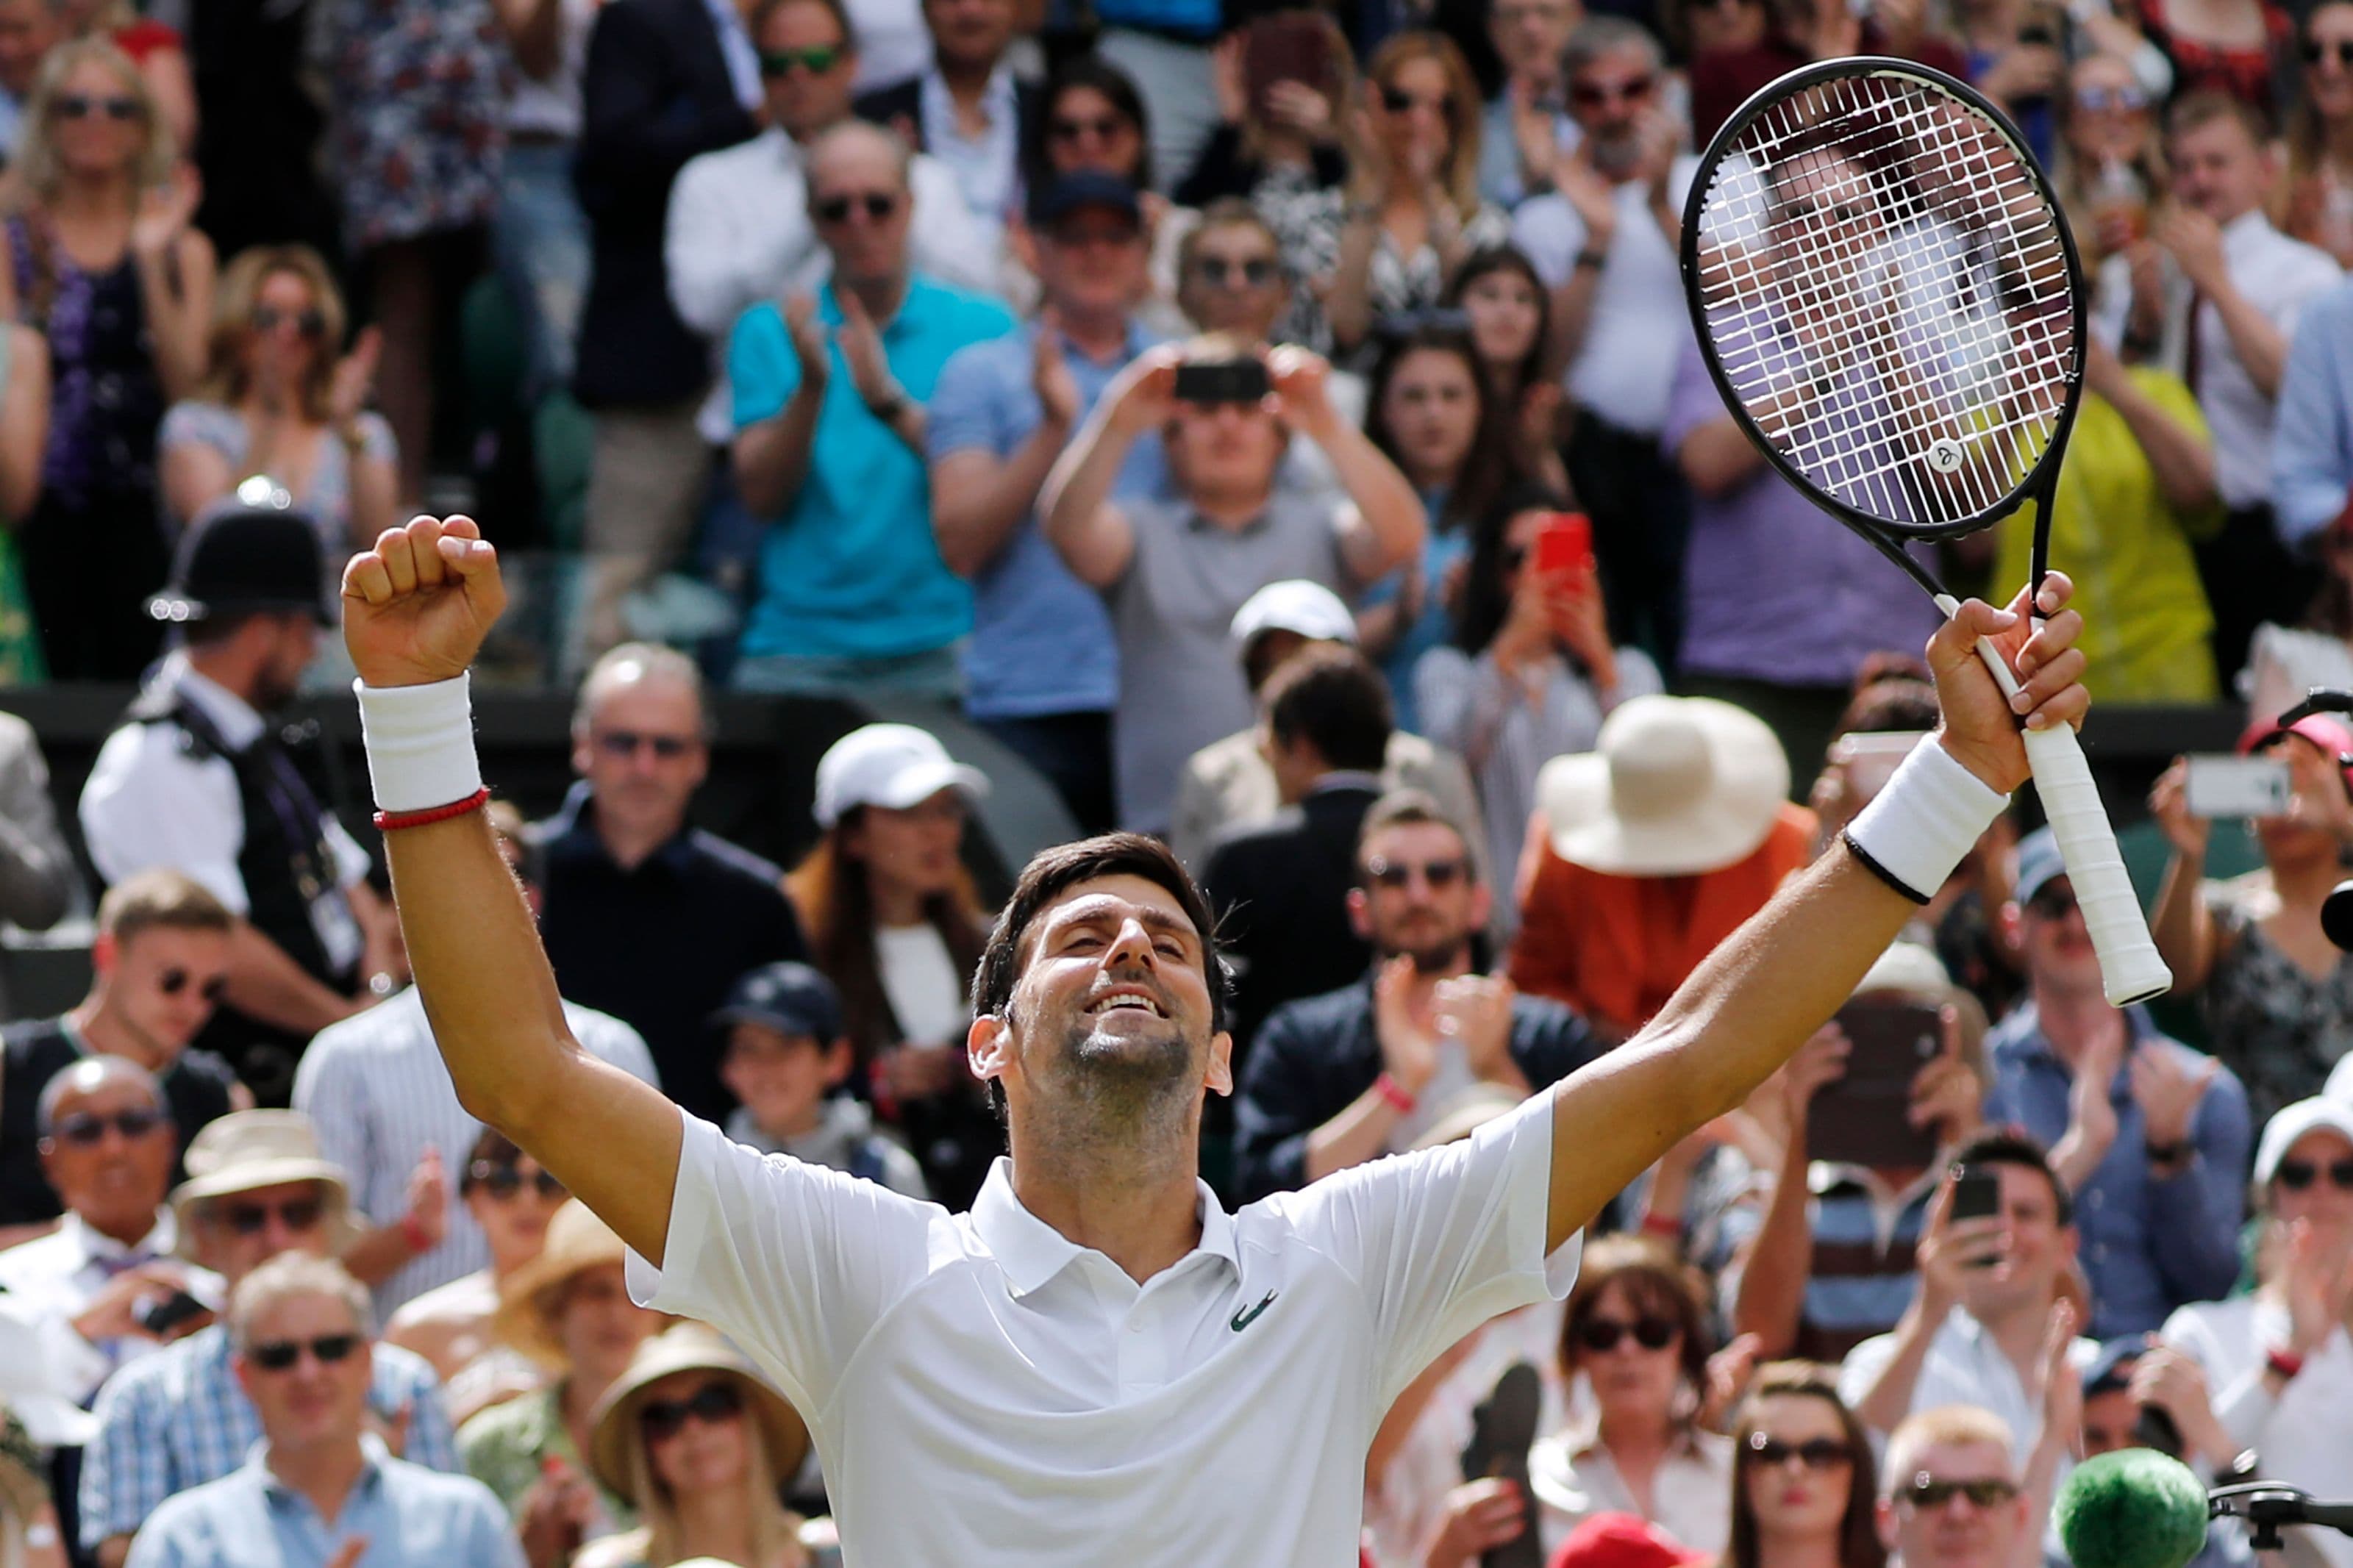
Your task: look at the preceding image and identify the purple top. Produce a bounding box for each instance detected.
[1661,330,1940,687]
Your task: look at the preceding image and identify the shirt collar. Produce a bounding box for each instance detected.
[970,1158,1239,1298]
[60,1208,175,1267]
[2222,207,2274,253]
[165,651,266,751]
[256,1434,392,1503]
[921,62,1017,131]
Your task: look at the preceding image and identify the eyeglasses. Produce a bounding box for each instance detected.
[217,1196,324,1236]
[1363,856,1467,890]
[594,729,696,760]
[758,44,842,76]
[1574,1314,1679,1353]
[248,1333,361,1372]
[1569,75,1655,107]
[49,1107,165,1146]
[1049,114,1129,143]
[1192,256,1279,287]
[2026,884,2078,920]
[1746,1433,1856,1470]
[251,305,326,339]
[469,1161,566,1200]
[2275,1156,2353,1191]
[1379,85,1455,115]
[815,190,899,224]
[52,92,140,121]
[2304,37,2353,65]
[639,1381,746,1441]
[2073,85,2149,111]
[1901,1475,2021,1510]
[159,967,229,1002]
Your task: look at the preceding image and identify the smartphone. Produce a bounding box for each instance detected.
[1531,512,1593,577]
[1806,999,1943,1170]
[135,1288,212,1337]
[2183,754,2290,819]
[1950,1166,2002,1263]
[1172,358,1268,405]
[1243,12,1337,114]
[1829,731,1929,802]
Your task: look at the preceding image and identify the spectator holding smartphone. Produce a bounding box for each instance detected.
[1982,828,2250,1339]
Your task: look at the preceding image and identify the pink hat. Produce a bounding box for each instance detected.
[2239,713,2353,791]
[1549,1514,1710,1568]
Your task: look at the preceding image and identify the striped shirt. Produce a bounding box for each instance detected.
[78,1325,458,1551]
[291,988,658,1317]
[1722,1162,1938,1364]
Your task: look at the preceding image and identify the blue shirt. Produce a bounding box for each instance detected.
[1358,500,1470,734]
[81,1325,458,1550]
[125,1438,521,1568]
[730,276,1017,660]
[1982,1003,2253,1339]
[2271,277,2353,548]
[927,318,1164,719]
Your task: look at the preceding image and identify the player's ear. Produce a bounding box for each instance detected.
[968,1012,1014,1085]
[1204,1029,1235,1098]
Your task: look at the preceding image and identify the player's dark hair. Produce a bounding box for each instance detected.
[1263,644,1393,774]
[1952,1126,2074,1226]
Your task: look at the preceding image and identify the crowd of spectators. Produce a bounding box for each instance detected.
[4,0,2353,1561]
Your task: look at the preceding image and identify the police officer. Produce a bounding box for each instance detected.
[78,483,392,1102]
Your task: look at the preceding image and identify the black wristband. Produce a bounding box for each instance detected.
[1841,828,1931,905]
[1573,248,1608,271]
[2145,1138,2190,1167]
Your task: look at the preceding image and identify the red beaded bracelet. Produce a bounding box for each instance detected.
[374,787,491,832]
[2266,1345,2306,1382]
[1374,1072,1417,1115]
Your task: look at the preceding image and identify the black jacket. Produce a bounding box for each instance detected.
[1234,975,1602,1201]
[573,0,760,409]
[853,73,1045,170]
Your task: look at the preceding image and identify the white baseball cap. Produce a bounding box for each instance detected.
[2254,1096,2353,1187]
[1229,580,1357,654]
[813,723,990,829]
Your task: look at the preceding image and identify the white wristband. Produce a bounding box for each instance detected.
[1843,740,2010,903]
[354,676,482,813]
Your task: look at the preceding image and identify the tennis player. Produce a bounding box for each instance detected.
[340,513,2088,1567]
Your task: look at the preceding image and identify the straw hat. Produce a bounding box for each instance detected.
[586,1325,810,1503]
[169,1111,354,1259]
[493,1200,631,1370]
[1535,695,1789,877]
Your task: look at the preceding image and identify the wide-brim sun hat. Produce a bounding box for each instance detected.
[1536,695,1789,877]
[168,1110,356,1258]
[813,723,990,830]
[586,1325,810,1503]
[493,1200,634,1370]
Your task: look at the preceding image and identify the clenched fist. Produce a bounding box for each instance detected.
[341,515,508,688]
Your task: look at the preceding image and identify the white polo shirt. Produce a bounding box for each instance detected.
[626,1093,1580,1566]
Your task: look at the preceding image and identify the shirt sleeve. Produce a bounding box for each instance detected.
[77,726,250,913]
[728,304,801,432]
[462,1481,530,1568]
[2271,288,2352,548]
[157,401,241,462]
[926,338,1011,462]
[623,1106,940,1415]
[1262,1088,1580,1406]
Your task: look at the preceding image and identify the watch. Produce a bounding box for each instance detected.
[2144,1137,2190,1167]
[865,386,909,423]
[1573,248,1609,271]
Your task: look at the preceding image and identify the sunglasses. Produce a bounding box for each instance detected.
[1902,1475,2021,1510]
[594,729,695,760]
[2275,1156,2353,1191]
[251,305,326,339]
[50,1107,165,1146]
[218,1196,324,1236]
[1570,75,1654,107]
[1574,1314,1679,1353]
[1379,85,1455,115]
[53,92,140,121]
[1193,256,1279,287]
[2304,37,2353,65]
[1746,1433,1856,1470]
[470,1161,566,1200]
[639,1381,746,1440]
[815,191,899,224]
[1363,856,1467,890]
[1049,114,1129,142]
[248,1333,361,1372]
[758,44,841,76]
[2073,85,2149,111]
[159,967,229,1002]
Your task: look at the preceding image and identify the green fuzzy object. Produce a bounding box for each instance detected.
[2054,1450,2209,1568]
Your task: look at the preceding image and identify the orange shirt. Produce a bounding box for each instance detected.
[1507,803,1818,1038]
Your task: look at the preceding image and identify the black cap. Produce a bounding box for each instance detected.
[713,962,844,1042]
[1026,171,1142,230]
[2082,1336,2147,1398]
[149,481,332,626]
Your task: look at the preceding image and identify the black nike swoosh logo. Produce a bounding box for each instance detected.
[1229,1290,1277,1332]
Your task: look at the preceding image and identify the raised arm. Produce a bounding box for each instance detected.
[340,516,683,1267]
[1040,348,1176,588]
[1540,581,2090,1252]
[1266,347,1423,584]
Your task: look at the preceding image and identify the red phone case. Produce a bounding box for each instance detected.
[1532,513,1593,576]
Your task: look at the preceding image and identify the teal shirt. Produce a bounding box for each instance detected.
[729,277,1017,661]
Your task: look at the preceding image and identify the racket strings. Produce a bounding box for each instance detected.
[1692,71,2076,531]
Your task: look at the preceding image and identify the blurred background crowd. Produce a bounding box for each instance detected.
[2,0,2353,1560]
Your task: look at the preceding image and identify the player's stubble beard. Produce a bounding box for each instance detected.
[1021,986,1202,1181]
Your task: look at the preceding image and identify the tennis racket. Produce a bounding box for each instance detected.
[1678,57,2171,1006]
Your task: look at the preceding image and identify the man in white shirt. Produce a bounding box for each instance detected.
[2092,90,2342,680]
[665,0,995,448]
[851,0,1035,251]
[1510,16,1698,668]
[335,512,2092,1566]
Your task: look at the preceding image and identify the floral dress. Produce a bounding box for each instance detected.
[2201,875,2353,1127]
[1257,175,1510,358]
[330,0,511,251]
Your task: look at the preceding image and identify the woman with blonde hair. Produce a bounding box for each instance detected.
[0,36,210,679]
[1315,32,1507,359]
[53,0,196,154]
[579,1325,816,1568]
[159,243,396,571]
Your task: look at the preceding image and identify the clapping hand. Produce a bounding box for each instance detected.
[401,1145,449,1254]
[2129,1046,2215,1153]
[2147,759,2211,859]
[1433,974,1521,1089]
[2154,205,2229,295]
[132,162,201,258]
[1033,309,1081,431]
[1373,954,1438,1101]
[1267,345,1338,439]
[835,291,897,409]
[782,291,830,392]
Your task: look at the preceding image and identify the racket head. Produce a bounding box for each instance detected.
[1678,58,2087,544]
